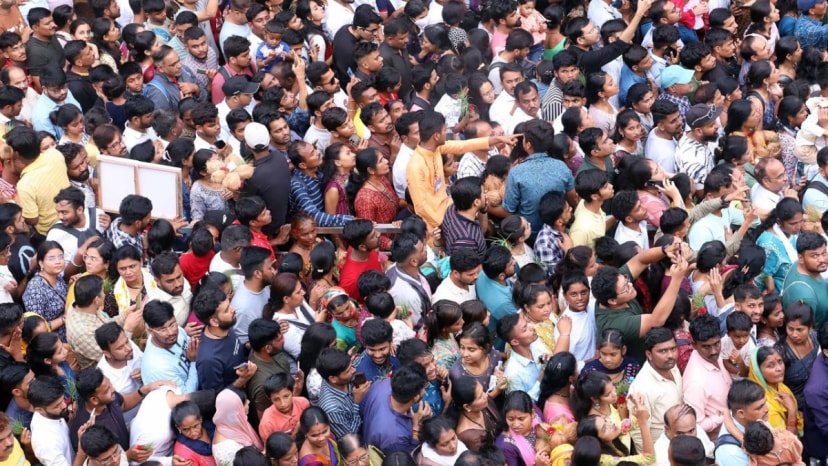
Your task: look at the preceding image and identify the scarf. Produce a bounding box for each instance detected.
[112,269,158,311]
[747,348,803,435]
[421,440,468,466]
[508,414,541,466]
[771,223,798,265]
[175,421,215,456]
[549,444,573,466]
[214,389,264,450]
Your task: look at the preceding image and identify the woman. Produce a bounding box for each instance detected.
[572,371,633,453]
[744,1,781,52]
[427,300,464,370]
[265,273,325,362]
[586,72,619,136]
[758,294,785,347]
[775,301,818,408]
[161,138,196,222]
[495,391,543,466]
[65,238,114,313]
[337,433,380,466]
[576,393,655,465]
[28,332,76,397]
[776,95,808,184]
[724,99,781,160]
[131,30,161,83]
[23,242,69,341]
[745,59,783,130]
[449,322,504,396]
[414,416,469,466]
[620,157,684,228]
[298,322,336,403]
[581,330,640,396]
[321,143,356,216]
[538,352,577,423]
[514,284,571,354]
[468,74,496,123]
[296,0,331,64]
[715,135,753,184]
[755,198,804,293]
[347,149,399,250]
[266,433,299,466]
[308,242,337,313]
[103,246,155,346]
[541,4,567,59]
[173,401,217,466]
[450,377,502,452]
[612,109,644,163]
[748,346,803,434]
[213,388,263,466]
[418,24,453,64]
[288,214,321,280]
[374,68,402,106]
[689,241,729,318]
[499,215,535,268]
[774,36,801,85]
[92,17,123,72]
[190,149,229,222]
[52,105,88,147]
[297,407,338,466]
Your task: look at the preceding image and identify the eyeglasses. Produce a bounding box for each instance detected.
[345,453,370,466]
[690,105,717,127]
[151,319,179,335]
[107,138,125,151]
[83,254,102,263]
[326,75,338,85]
[45,254,65,263]
[90,445,123,466]
[619,279,633,295]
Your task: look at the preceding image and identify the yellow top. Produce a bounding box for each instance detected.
[0,437,29,466]
[16,148,70,235]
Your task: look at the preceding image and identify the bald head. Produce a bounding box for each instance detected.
[664,404,698,439]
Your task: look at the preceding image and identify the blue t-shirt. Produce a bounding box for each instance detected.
[255,41,291,72]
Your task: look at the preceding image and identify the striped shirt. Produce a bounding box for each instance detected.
[317,380,362,439]
[441,205,486,256]
[290,171,353,227]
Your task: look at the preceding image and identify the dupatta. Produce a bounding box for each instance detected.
[748,348,803,435]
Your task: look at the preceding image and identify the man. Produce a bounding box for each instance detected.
[0,85,24,127]
[714,380,769,465]
[122,95,157,152]
[352,42,384,83]
[217,76,258,145]
[387,233,431,328]
[488,63,524,122]
[408,111,513,233]
[306,61,348,109]
[46,187,104,275]
[332,5,382,87]
[219,0,252,57]
[193,287,256,391]
[146,46,206,112]
[391,112,423,198]
[751,157,799,220]
[1,363,33,436]
[497,313,550,399]
[318,347,370,438]
[541,50,580,121]
[288,141,353,227]
[209,224,252,292]
[66,275,141,370]
[231,247,273,345]
[432,248,481,304]
[795,0,828,50]
[0,302,21,366]
[0,66,37,125]
[24,8,62,90]
[456,122,494,181]
[181,27,218,91]
[246,4,267,57]
[782,231,828,329]
[409,64,438,112]
[592,244,688,362]
[0,412,25,466]
[302,91,335,152]
[94,322,144,425]
[211,36,254,104]
[489,0,521,55]
[804,322,828,461]
[564,3,650,75]
[0,206,32,283]
[242,122,292,235]
[6,126,70,237]
[140,300,199,394]
[105,194,152,256]
[363,102,399,163]
[148,252,193,326]
[352,319,400,382]
[379,19,412,98]
[168,11,198,60]
[503,80,540,135]
[588,0,622,29]
[655,404,715,466]
[646,100,683,173]
[246,319,292,417]
[28,375,83,466]
[476,245,519,337]
[263,113,293,160]
[657,65,694,128]
[78,425,129,466]
[803,147,828,212]
[64,41,100,113]
[441,177,488,256]
[324,0,356,41]
[627,327,683,452]
[682,313,731,440]
[340,220,383,301]
[31,66,82,139]
[703,28,739,82]
[489,29,533,94]
[57,144,96,209]
[360,364,431,454]
[687,169,755,251]
[737,35,771,86]
[676,104,721,194]
[502,119,577,236]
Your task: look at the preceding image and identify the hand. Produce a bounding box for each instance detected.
[390,132,402,156]
[291,52,306,78]
[184,321,204,339]
[436,365,449,382]
[308,44,320,61]
[636,0,654,15]
[440,378,452,405]
[97,212,111,230]
[127,444,153,463]
[278,320,291,335]
[0,327,22,362]
[172,454,194,466]
[793,175,808,192]
[817,107,828,130]
[185,335,200,362]
[630,392,649,422]
[353,378,371,402]
[725,184,749,203]
[293,369,305,395]
[709,267,724,294]
[2,278,16,293]
[783,188,799,199]
[146,380,177,392]
[19,428,30,447]
[659,178,682,201]
[743,206,757,225]
[410,401,433,426]
[670,254,690,278]
[170,217,188,234]
[729,349,741,364]
[430,227,442,243]
[235,361,258,382]
[491,134,521,147]
[776,391,796,412]
[556,315,572,335]
[131,368,143,383]
[692,1,708,15]
[123,303,143,334]
[345,76,361,101]
[179,82,200,97]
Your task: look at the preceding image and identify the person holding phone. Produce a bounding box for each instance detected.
[317,348,371,439]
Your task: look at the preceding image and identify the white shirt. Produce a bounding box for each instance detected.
[425,1,444,27]
[614,221,649,251]
[116,0,135,27]
[123,124,156,153]
[587,0,621,29]
[645,129,678,173]
[627,362,683,452]
[324,1,355,39]
[555,305,596,363]
[272,302,313,364]
[489,92,515,123]
[98,342,144,426]
[304,125,332,153]
[130,387,178,466]
[146,281,193,327]
[654,429,714,466]
[751,183,783,214]
[219,22,251,57]
[393,144,416,198]
[45,209,101,268]
[209,254,244,291]
[503,108,534,135]
[31,413,73,466]
[432,278,476,304]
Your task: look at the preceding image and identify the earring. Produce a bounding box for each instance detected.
[594,402,600,409]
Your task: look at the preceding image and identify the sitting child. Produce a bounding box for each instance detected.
[722,412,804,466]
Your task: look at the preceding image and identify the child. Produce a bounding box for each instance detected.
[612,190,649,252]
[355,270,391,344]
[103,76,128,131]
[352,317,401,382]
[256,20,290,73]
[365,292,414,348]
[143,0,172,44]
[258,373,310,440]
[721,310,755,380]
[722,416,804,466]
[557,272,595,364]
[235,196,275,259]
[517,0,547,63]
[757,293,784,347]
[433,74,470,135]
[179,226,216,288]
[569,166,612,251]
[0,232,15,304]
[460,300,490,329]
[321,287,360,352]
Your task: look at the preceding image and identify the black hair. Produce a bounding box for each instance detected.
[538,352,577,407]
[361,318,393,347]
[298,322,336,375]
[390,363,428,404]
[365,292,395,319]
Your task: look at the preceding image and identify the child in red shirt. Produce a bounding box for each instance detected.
[258,373,310,440]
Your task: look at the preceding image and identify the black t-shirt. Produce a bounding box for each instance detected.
[70,392,129,451]
[9,233,34,283]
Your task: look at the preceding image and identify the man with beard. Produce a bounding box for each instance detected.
[627,327,684,453]
[193,287,257,392]
[29,375,90,466]
[31,65,81,140]
[0,412,25,466]
[503,80,539,135]
[332,5,382,87]
[148,253,193,327]
[66,275,142,370]
[489,0,521,56]
[71,368,169,461]
[386,233,431,328]
[432,248,481,304]
[95,322,145,425]
[65,41,101,113]
[247,319,293,418]
[653,404,715,466]
[1,363,34,434]
[232,247,274,346]
[46,187,106,276]
[645,99,683,174]
[682,313,732,441]
[783,232,828,329]
[0,204,33,283]
[181,27,218,91]
[24,9,63,91]
[676,103,721,196]
[58,143,96,209]
[363,102,400,164]
[317,348,371,439]
[141,300,200,394]
[441,177,489,256]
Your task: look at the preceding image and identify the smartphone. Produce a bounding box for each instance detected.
[215,140,226,150]
[487,375,498,393]
[646,179,664,188]
[353,372,367,387]
[196,69,208,75]
[233,362,248,371]
[348,134,362,147]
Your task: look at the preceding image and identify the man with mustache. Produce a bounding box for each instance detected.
[45,187,107,277]
[0,412,25,466]
[782,231,828,330]
[627,327,683,453]
[682,313,732,442]
[95,322,145,425]
[29,374,92,466]
[148,253,193,327]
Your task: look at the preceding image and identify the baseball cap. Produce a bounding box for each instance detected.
[222,75,260,97]
[798,0,825,11]
[244,122,271,151]
[686,104,722,129]
[660,65,695,89]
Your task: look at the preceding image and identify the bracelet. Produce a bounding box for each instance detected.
[661,244,668,255]
[137,387,146,397]
[71,260,81,267]
[559,333,571,337]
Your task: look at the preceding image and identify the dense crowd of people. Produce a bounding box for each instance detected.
[4,0,828,464]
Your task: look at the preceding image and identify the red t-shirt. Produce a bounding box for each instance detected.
[339,248,383,302]
[179,250,216,288]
